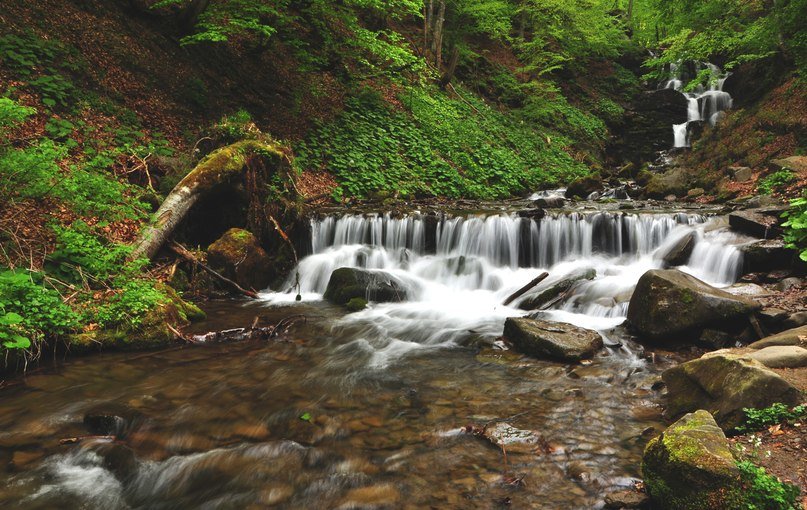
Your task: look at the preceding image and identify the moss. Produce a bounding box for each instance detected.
[346,297,368,312]
[177,139,284,192]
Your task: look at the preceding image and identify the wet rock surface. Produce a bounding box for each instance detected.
[324,267,408,305]
[503,317,603,362]
[728,208,785,238]
[627,269,760,344]
[517,268,597,310]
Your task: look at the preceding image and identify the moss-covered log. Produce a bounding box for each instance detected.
[130,139,287,261]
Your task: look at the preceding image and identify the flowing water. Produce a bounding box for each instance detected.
[663,62,733,148]
[0,209,751,509]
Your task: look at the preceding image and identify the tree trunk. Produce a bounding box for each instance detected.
[432,0,446,68]
[179,0,211,32]
[130,139,285,261]
[439,45,460,88]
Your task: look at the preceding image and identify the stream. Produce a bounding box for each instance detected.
[0,207,753,509]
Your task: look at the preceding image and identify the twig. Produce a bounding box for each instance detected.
[168,242,258,298]
[503,272,549,306]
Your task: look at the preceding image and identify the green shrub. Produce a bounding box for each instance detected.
[782,193,807,262]
[758,170,795,194]
[736,461,801,510]
[0,269,79,352]
[738,403,807,433]
[0,97,35,131]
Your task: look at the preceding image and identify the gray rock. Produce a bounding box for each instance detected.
[784,311,807,329]
[729,208,785,238]
[656,231,696,267]
[626,269,760,344]
[518,268,597,310]
[642,410,741,510]
[323,268,408,305]
[566,175,603,199]
[729,166,753,182]
[533,197,565,208]
[775,277,803,292]
[748,325,807,349]
[503,317,602,362]
[663,353,802,429]
[748,345,807,368]
[740,239,797,273]
[482,422,544,454]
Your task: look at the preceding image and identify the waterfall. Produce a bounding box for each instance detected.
[661,62,733,148]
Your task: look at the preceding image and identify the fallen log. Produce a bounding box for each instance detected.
[168,242,258,298]
[130,139,289,261]
[502,272,549,306]
[173,314,307,344]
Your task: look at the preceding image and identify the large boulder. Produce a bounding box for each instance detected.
[565,174,603,199]
[748,325,807,349]
[323,268,408,305]
[662,353,803,430]
[517,268,596,310]
[769,155,807,174]
[207,228,272,290]
[503,317,602,362]
[739,239,797,273]
[728,208,785,239]
[626,269,760,344]
[642,410,741,510]
[644,168,689,199]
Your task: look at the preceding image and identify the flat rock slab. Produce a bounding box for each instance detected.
[503,317,602,362]
[749,325,807,349]
[748,346,807,368]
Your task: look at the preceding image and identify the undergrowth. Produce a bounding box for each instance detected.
[296,85,587,200]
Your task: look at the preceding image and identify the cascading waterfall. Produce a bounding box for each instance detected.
[662,62,733,148]
[261,212,746,365]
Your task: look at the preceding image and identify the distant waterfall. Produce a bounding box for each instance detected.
[662,62,733,148]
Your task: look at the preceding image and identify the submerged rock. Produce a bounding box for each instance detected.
[662,353,802,430]
[517,268,596,311]
[503,317,602,362]
[603,489,649,509]
[626,269,760,344]
[481,422,545,454]
[207,228,272,290]
[324,267,408,305]
[642,410,741,510]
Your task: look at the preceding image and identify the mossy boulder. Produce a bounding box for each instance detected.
[68,284,205,351]
[748,325,807,349]
[626,269,760,344]
[642,410,742,510]
[644,167,689,199]
[517,268,596,310]
[565,174,603,199]
[503,317,603,362]
[662,353,803,430]
[207,228,272,291]
[324,268,408,305]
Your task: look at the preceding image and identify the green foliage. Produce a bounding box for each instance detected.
[736,461,801,510]
[739,404,807,433]
[782,193,807,262]
[0,269,79,352]
[47,222,131,282]
[642,0,807,80]
[0,97,35,131]
[296,86,585,199]
[758,170,795,195]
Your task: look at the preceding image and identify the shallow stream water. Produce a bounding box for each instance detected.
[0,209,753,509]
